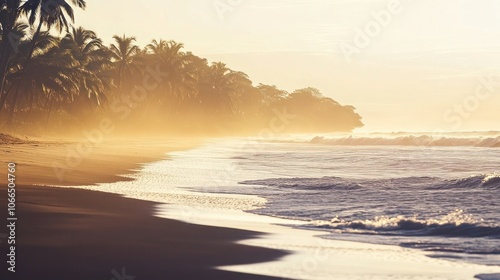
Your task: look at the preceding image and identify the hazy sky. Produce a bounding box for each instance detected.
[75,0,500,132]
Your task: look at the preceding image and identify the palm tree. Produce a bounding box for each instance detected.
[21,0,86,32]
[19,0,86,72]
[160,43,198,118]
[0,0,22,106]
[257,84,288,106]
[4,32,80,123]
[146,39,168,55]
[20,43,81,109]
[198,62,250,115]
[60,27,111,108]
[160,42,193,98]
[0,21,29,114]
[4,0,86,124]
[61,27,103,61]
[109,34,140,94]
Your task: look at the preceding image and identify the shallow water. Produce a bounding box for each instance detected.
[75,133,500,267]
[169,133,500,266]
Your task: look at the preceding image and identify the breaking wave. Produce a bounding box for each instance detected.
[241,174,500,191]
[311,210,500,239]
[308,135,500,147]
[432,174,500,190]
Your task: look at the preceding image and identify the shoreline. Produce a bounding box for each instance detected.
[47,139,500,280]
[159,203,500,280]
[0,137,200,186]
[152,185,500,280]
[0,137,290,280]
[0,185,287,280]
[2,137,500,279]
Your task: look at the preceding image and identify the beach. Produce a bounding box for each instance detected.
[0,137,285,280]
[0,0,499,279]
[0,186,286,280]
[1,137,500,280]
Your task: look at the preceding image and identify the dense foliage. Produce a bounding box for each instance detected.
[0,0,363,135]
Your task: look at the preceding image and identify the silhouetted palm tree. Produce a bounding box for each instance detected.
[5,32,79,122]
[146,39,168,55]
[61,27,111,107]
[109,34,140,94]
[0,21,29,114]
[61,27,102,61]
[19,0,86,71]
[0,0,22,94]
[0,16,364,132]
[198,62,250,115]
[161,41,194,98]
[5,0,85,124]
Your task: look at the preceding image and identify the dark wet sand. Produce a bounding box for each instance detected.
[0,186,287,280]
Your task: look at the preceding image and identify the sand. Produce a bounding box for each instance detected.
[0,137,196,186]
[0,186,287,280]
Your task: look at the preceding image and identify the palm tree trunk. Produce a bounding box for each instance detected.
[0,33,15,115]
[116,64,124,97]
[0,83,14,115]
[6,84,20,125]
[0,19,17,116]
[0,45,13,105]
[46,99,54,125]
[6,19,43,125]
[0,9,20,107]
[0,92,7,115]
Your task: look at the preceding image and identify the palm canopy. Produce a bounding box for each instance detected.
[207,62,250,94]
[196,62,251,115]
[0,0,23,100]
[0,21,29,51]
[0,0,22,33]
[60,26,110,107]
[60,26,104,63]
[7,31,59,72]
[109,34,141,92]
[109,34,140,64]
[146,39,168,55]
[6,32,80,110]
[20,0,86,33]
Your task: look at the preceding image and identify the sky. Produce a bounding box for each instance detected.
[74,0,500,132]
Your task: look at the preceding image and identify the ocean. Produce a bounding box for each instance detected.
[166,132,500,266]
[76,132,500,267]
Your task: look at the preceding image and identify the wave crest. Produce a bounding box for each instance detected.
[241,174,500,190]
[240,177,363,190]
[434,174,500,190]
[309,135,500,147]
[314,210,500,238]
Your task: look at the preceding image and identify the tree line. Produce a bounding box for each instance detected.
[0,0,363,136]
